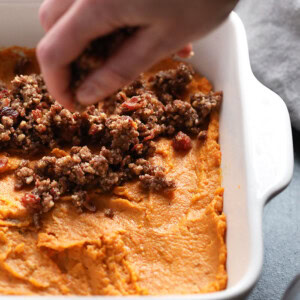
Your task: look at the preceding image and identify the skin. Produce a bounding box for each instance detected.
[37,0,239,110]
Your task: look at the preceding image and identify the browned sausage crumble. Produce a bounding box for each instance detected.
[0,62,222,223]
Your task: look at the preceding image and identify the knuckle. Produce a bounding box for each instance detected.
[39,8,48,28]
[39,1,51,29]
[37,40,54,65]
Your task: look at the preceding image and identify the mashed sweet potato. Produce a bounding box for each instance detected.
[0,47,227,295]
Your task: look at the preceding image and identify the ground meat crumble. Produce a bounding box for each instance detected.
[0,59,222,223]
[151,63,194,104]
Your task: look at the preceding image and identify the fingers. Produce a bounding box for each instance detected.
[39,0,75,32]
[176,43,194,58]
[38,0,119,67]
[37,0,235,110]
[41,63,75,111]
[37,0,124,108]
[76,27,170,105]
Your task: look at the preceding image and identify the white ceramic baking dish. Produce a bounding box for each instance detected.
[0,1,294,299]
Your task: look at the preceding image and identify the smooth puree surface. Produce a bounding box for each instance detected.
[0,48,227,295]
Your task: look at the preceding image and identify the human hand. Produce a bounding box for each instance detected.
[37,0,238,109]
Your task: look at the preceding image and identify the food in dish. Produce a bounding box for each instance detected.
[0,47,226,295]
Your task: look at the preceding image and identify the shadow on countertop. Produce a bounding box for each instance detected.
[247,128,300,300]
[293,129,300,154]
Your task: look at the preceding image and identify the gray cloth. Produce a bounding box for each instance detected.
[235,0,300,130]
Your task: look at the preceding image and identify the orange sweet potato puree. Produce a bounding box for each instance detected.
[0,47,227,295]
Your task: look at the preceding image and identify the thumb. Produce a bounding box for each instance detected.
[76,27,171,105]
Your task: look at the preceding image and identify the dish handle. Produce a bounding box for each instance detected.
[246,79,294,204]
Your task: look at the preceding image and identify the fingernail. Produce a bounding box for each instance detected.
[77,84,103,105]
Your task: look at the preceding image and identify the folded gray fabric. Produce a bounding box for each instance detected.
[235,0,300,130]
